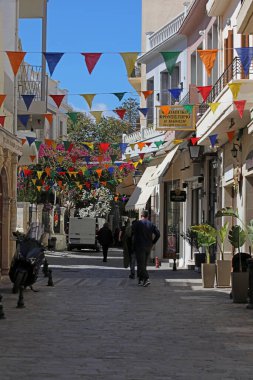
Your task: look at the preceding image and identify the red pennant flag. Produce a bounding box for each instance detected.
[6,51,26,75]
[0,116,6,127]
[23,169,32,176]
[49,94,65,108]
[44,113,53,124]
[234,100,246,119]
[81,53,102,74]
[45,185,50,191]
[99,143,110,153]
[0,95,6,108]
[190,137,200,146]
[196,85,213,102]
[227,131,235,142]
[139,153,145,160]
[71,156,78,163]
[45,139,53,147]
[114,109,126,120]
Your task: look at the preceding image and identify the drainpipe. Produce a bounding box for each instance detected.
[41,0,47,103]
[13,0,19,135]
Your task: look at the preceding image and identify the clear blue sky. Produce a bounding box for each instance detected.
[19,0,141,114]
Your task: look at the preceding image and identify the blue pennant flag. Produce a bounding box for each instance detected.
[26,136,36,146]
[236,47,253,75]
[137,107,149,117]
[119,143,128,154]
[18,114,30,127]
[84,156,91,164]
[43,52,64,76]
[108,167,115,175]
[168,88,183,100]
[209,134,218,147]
[22,95,35,111]
[94,182,99,189]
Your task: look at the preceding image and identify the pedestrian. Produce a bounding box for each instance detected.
[97,222,113,262]
[121,219,131,269]
[132,210,160,287]
[125,219,137,279]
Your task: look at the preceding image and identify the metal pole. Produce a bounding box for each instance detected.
[41,0,47,102]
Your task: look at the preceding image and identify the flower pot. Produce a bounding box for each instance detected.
[231,272,249,303]
[201,263,216,288]
[216,260,231,287]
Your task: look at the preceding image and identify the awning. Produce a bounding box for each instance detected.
[148,146,179,186]
[125,166,157,211]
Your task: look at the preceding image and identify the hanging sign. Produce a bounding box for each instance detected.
[157,105,196,131]
[170,189,186,202]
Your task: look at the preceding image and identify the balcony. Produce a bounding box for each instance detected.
[237,0,253,34]
[206,0,231,16]
[128,66,141,92]
[197,57,253,145]
[17,63,48,130]
[19,0,46,19]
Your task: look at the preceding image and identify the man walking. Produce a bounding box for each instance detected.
[132,210,160,287]
[97,222,113,262]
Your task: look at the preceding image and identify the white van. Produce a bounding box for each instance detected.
[67,217,102,251]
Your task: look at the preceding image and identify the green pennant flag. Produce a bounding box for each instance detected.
[110,154,118,163]
[111,143,119,150]
[160,52,181,75]
[35,141,42,151]
[113,92,126,101]
[183,105,194,114]
[63,141,72,151]
[67,112,78,123]
[154,141,164,148]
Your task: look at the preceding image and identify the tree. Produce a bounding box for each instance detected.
[118,97,140,132]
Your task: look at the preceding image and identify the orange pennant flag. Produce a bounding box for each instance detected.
[45,139,53,147]
[45,167,51,176]
[160,105,170,116]
[36,186,42,192]
[96,169,103,178]
[44,113,53,124]
[227,131,235,142]
[30,155,36,162]
[0,95,6,108]
[6,51,26,75]
[142,90,153,100]
[137,142,146,151]
[197,49,218,77]
[97,156,103,164]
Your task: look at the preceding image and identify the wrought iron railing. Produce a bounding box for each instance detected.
[17,64,43,101]
[198,56,253,118]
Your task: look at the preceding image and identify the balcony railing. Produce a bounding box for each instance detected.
[17,64,43,101]
[198,57,253,117]
[149,12,185,50]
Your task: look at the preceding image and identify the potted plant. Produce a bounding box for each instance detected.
[216,222,231,287]
[190,224,216,288]
[180,227,205,271]
[228,224,250,303]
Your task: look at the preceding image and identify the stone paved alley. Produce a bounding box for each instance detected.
[1,248,253,380]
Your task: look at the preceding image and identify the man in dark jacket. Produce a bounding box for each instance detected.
[97,222,113,262]
[132,210,160,287]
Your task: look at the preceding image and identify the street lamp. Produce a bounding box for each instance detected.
[188,144,202,160]
[231,143,242,159]
[133,170,142,185]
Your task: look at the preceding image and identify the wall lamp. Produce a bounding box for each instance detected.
[188,144,202,160]
[231,143,242,159]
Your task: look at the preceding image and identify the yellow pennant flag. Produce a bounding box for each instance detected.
[83,142,94,150]
[80,166,87,174]
[208,102,220,113]
[133,161,139,168]
[228,83,242,100]
[129,144,136,151]
[57,156,64,164]
[197,49,218,77]
[36,186,42,192]
[173,139,184,145]
[52,141,57,150]
[37,171,43,179]
[90,111,103,124]
[160,105,170,116]
[78,185,83,190]
[81,94,96,109]
[32,179,37,185]
[75,181,80,187]
[120,52,139,77]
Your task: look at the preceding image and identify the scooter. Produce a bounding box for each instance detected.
[9,231,45,293]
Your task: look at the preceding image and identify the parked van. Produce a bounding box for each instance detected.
[67,216,106,251]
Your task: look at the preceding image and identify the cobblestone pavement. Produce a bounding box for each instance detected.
[1,248,253,380]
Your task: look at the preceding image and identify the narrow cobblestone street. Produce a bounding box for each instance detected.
[1,248,253,380]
